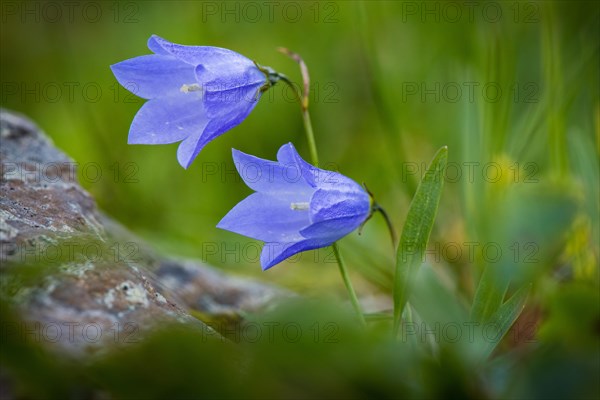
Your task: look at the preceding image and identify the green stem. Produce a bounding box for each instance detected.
[278,49,364,324]
[332,243,367,327]
[278,75,319,166]
[301,109,319,167]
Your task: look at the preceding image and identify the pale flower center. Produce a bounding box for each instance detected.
[180,83,202,93]
[290,202,309,211]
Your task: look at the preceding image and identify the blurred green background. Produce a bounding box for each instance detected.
[2,0,598,286]
[1,1,599,398]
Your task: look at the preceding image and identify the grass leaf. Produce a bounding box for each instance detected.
[479,285,531,360]
[393,146,448,336]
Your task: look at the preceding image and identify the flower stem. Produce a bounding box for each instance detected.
[332,243,367,327]
[373,203,397,246]
[278,76,319,166]
[301,109,319,167]
[278,47,365,324]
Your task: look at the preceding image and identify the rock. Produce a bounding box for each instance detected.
[0,109,288,356]
[156,258,286,316]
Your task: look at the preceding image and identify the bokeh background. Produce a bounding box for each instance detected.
[2,1,599,398]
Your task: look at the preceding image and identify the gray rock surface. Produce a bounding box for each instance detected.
[0,109,288,356]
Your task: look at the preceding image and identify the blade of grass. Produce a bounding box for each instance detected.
[479,284,531,360]
[470,264,510,323]
[393,146,448,337]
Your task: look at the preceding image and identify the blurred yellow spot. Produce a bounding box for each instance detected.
[563,216,598,281]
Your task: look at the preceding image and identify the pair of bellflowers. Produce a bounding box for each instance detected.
[111,35,374,270]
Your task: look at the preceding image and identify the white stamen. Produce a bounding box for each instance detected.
[180,83,202,93]
[290,202,309,211]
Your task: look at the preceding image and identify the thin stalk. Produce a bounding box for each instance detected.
[277,71,319,166]
[332,243,367,327]
[301,109,319,167]
[373,203,397,246]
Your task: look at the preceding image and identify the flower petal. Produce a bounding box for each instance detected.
[277,145,363,190]
[147,35,171,55]
[197,63,266,93]
[175,84,264,169]
[276,143,318,187]
[260,239,331,270]
[232,149,314,196]
[129,93,207,146]
[197,82,263,145]
[309,187,371,224]
[150,35,265,90]
[315,169,366,192]
[110,55,197,99]
[202,81,263,118]
[300,216,365,241]
[149,35,256,71]
[176,129,205,169]
[217,192,310,243]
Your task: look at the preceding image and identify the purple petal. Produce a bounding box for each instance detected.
[148,35,257,72]
[198,82,264,145]
[200,67,264,117]
[260,239,330,270]
[231,149,314,196]
[196,63,266,93]
[129,94,207,147]
[277,144,362,190]
[176,129,205,169]
[176,88,263,168]
[315,169,365,192]
[300,216,365,241]
[110,55,197,99]
[147,35,171,55]
[149,35,265,91]
[276,143,318,187]
[217,192,310,243]
[309,187,370,224]
[276,142,302,164]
